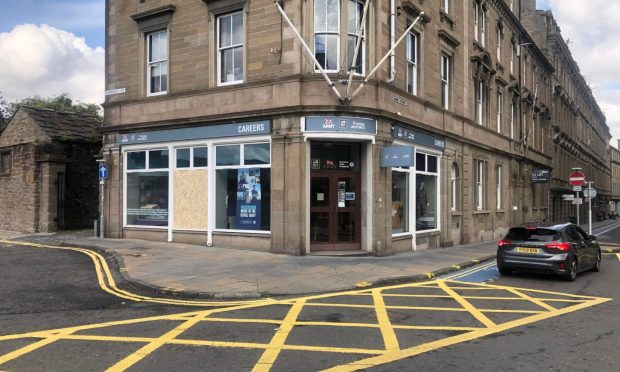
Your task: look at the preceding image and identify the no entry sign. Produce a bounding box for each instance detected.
[569,171,585,186]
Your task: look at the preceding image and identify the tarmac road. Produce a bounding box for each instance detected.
[0,225,619,371]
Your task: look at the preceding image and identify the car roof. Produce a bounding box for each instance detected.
[512,222,572,231]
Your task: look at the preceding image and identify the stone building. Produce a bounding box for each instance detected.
[101,0,607,255]
[521,1,612,223]
[611,143,620,214]
[0,107,101,232]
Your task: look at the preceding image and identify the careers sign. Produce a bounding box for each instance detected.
[569,171,585,186]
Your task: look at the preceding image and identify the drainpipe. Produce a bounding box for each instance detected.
[388,0,396,83]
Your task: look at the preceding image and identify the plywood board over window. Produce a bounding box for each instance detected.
[174,170,208,230]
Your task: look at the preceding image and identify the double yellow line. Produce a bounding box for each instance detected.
[0,240,271,307]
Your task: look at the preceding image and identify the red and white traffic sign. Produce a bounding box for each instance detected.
[569,171,585,186]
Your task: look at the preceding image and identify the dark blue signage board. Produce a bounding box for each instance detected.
[305,116,377,135]
[118,120,271,145]
[392,125,445,150]
[381,146,415,168]
[531,169,550,183]
[98,164,108,180]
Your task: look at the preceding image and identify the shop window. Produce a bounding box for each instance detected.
[0,151,11,175]
[147,30,168,96]
[416,152,438,231]
[217,11,244,85]
[176,146,208,169]
[392,170,409,234]
[125,150,170,227]
[215,142,271,231]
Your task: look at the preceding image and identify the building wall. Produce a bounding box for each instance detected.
[104,0,609,254]
[0,143,40,232]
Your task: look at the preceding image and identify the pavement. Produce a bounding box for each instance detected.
[1,220,619,299]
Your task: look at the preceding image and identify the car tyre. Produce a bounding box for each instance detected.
[592,250,601,272]
[498,265,511,275]
[565,257,578,282]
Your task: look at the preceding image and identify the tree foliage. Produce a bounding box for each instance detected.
[0,92,102,125]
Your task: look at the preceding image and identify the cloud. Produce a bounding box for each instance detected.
[545,0,620,145]
[0,24,104,105]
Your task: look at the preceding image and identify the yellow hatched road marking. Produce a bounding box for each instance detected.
[436,280,496,328]
[371,289,399,351]
[322,296,611,371]
[252,300,306,372]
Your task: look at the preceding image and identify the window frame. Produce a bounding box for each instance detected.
[496,27,502,62]
[496,164,502,210]
[451,162,459,211]
[475,159,485,211]
[406,31,418,95]
[217,10,245,86]
[346,0,367,76]
[146,29,169,97]
[441,53,451,109]
[496,91,503,133]
[314,0,341,73]
[175,146,209,170]
[0,151,11,176]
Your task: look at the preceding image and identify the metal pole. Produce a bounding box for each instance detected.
[576,192,579,227]
[348,12,424,102]
[588,182,593,235]
[100,180,105,239]
[345,0,371,95]
[273,0,344,102]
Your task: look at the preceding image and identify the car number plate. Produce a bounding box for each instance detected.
[516,247,540,254]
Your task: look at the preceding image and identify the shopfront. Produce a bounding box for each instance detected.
[388,124,445,251]
[303,116,377,253]
[119,120,272,247]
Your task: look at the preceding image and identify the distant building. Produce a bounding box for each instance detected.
[0,107,101,232]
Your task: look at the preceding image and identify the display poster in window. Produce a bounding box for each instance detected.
[236,168,261,230]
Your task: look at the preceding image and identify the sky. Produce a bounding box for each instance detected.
[0,0,619,146]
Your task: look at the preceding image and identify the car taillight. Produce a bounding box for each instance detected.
[545,242,570,251]
[498,239,511,247]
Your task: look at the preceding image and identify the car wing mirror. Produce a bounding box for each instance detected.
[589,235,597,241]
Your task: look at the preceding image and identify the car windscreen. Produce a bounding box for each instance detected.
[505,228,560,242]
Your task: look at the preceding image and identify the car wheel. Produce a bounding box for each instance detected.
[592,250,601,272]
[498,265,511,275]
[565,257,578,282]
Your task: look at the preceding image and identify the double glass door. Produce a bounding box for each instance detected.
[310,172,361,251]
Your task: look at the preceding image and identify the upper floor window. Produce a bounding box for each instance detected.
[347,0,366,75]
[407,32,418,95]
[315,0,340,72]
[441,54,451,109]
[510,39,516,75]
[496,165,502,210]
[496,91,503,133]
[496,27,502,62]
[147,30,168,96]
[510,100,515,139]
[442,0,450,14]
[475,1,487,48]
[510,0,514,12]
[475,80,489,125]
[217,11,244,85]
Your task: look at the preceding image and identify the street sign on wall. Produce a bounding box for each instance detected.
[569,171,585,186]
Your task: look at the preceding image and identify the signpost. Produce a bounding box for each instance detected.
[570,169,585,226]
[97,160,107,239]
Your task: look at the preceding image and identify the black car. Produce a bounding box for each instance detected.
[496,223,601,281]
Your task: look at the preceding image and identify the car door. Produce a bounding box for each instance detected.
[565,226,587,270]
[575,226,595,267]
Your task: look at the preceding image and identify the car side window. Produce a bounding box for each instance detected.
[565,227,582,242]
[575,227,590,241]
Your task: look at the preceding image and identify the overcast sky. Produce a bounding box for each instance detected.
[0,0,618,146]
